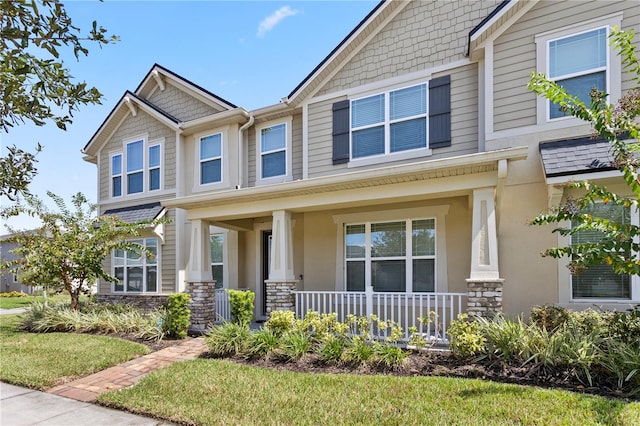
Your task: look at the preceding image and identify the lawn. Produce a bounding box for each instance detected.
[0,294,88,309]
[99,359,640,426]
[0,314,149,389]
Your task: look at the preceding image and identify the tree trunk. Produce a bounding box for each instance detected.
[70,291,80,311]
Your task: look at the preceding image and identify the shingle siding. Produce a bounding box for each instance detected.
[147,82,223,122]
[316,0,500,96]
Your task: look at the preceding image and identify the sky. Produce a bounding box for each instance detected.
[1,0,378,232]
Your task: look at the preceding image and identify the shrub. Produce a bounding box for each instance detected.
[265,310,299,336]
[530,305,569,331]
[276,330,312,362]
[374,343,408,369]
[607,305,640,344]
[598,339,640,395]
[0,291,27,298]
[166,293,191,338]
[226,290,255,326]
[447,314,486,358]
[244,328,280,360]
[21,301,166,340]
[342,338,375,366]
[205,321,250,357]
[316,334,348,365]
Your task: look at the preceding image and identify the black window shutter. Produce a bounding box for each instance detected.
[429,75,451,148]
[332,100,350,164]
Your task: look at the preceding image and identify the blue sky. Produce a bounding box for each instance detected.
[2,0,378,231]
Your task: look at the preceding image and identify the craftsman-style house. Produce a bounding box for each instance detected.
[82,0,639,334]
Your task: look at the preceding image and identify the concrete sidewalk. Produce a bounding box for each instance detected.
[0,308,27,315]
[1,383,175,426]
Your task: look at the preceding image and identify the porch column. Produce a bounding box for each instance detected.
[466,188,504,318]
[186,219,216,332]
[265,210,298,316]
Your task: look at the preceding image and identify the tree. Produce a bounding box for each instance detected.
[529,27,640,276]
[1,0,117,199]
[1,192,164,310]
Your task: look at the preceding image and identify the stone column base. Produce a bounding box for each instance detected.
[186,281,216,333]
[465,278,504,319]
[265,280,298,317]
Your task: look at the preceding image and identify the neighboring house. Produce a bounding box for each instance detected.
[0,234,33,294]
[82,0,640,333]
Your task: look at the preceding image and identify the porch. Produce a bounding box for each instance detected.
[214,287,500,345]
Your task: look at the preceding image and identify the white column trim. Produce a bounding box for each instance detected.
[269,210,296,282]
[187,219,213,282]
[470,187,500,280]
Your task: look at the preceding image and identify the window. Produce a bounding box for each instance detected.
[210,234,224,289]
[126,140,144,194]
[351,83,427,159]
[200,134,222,185]
[548,27,607,119]
[345,219,435,292]
[148,144,161,191]
[113,238,158,293]
[260,123,287,179]
[571,203,631,299]
[111,154,122,197]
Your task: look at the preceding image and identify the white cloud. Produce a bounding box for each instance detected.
[256,6,299,38]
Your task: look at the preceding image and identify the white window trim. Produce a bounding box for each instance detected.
[534,13,623,126]
[349,83,431,164]
[255,117,293,186]
[111,238,160,294]
[333,205,449,293]
[557,206,640,306]
[193,128,232,193]
[147,141,163,192]
[110,152,123,198]
[126,138,145,195]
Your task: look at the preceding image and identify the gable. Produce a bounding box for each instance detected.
[315,0,501,97]
[147,81,225,122]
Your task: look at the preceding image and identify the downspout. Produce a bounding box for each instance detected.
[237,114,254,189]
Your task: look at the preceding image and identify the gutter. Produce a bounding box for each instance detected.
[237,115,255,189]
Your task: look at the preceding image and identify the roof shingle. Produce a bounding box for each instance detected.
[539,136,616,178]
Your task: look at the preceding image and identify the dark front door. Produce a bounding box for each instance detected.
[261,230,272,316]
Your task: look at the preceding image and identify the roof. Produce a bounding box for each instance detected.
[135,64,238,109]
[103,202,165,223]
[539,136,616,178]
[287,0,386,101]
[467,0,511,55]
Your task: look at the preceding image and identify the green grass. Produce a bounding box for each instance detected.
[0,314,149,389]
[99,359,640,426]
[0,294,87,309]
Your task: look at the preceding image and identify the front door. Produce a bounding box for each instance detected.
[261,230,272,316]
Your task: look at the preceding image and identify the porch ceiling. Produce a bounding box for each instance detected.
[162,146,528,219]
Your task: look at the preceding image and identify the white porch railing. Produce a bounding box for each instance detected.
[294,288,467,344]
[215,289,231,323]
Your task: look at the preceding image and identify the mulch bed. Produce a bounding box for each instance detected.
[109,333,638,401]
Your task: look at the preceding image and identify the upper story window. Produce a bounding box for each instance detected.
[109,136,163,199]
[256,118,292,185]
[548,27,607,119]
[345,218,436,293]
[113,238,158,293]
[200,133,222,185]
[111,154,122,197]
[570,203,637,301]
[261,123,286,178]
[535,15,622,125]
[351,83,427,159]
[148,144,161,191]
[126,140,144,194]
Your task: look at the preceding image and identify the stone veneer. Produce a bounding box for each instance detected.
[186,281,215,332]
[466,279,504,318]
[96,294,169,310]
[265,280,297,316]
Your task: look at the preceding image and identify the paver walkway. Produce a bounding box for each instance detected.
[47,337,207,402]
